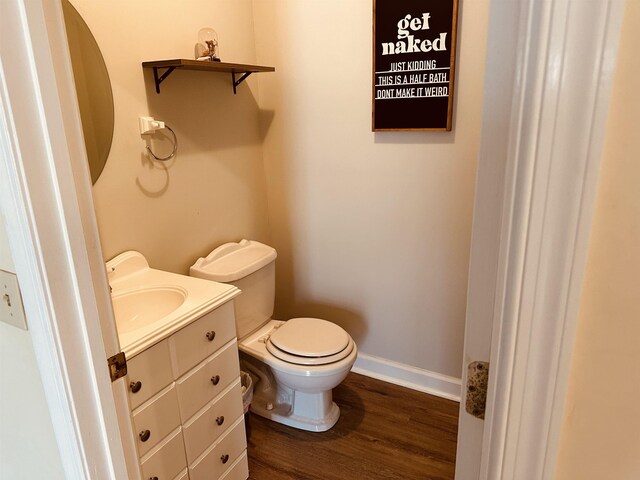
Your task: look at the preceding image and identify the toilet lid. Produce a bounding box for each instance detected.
[269,318,351,358]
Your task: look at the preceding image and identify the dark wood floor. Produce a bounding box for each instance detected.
[246,373,459,480]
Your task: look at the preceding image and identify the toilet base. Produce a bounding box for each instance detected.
[250,382,341,432]
[240,355,342,432]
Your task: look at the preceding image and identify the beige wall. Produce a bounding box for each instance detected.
[73,0,488,378]
[71,0,271,274]
[556,1,640,478]
[253,0,489,377]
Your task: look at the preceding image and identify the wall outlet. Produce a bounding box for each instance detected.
[139,116,165,135]
[0,269,27,330]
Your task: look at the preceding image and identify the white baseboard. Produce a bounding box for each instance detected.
[351,353,461,402]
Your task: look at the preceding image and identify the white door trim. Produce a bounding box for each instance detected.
[462,0,625,479]
[0,0,135,478]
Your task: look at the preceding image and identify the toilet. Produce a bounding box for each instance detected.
[190,240,357,432]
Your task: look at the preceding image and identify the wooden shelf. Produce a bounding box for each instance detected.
[141,59,275,94]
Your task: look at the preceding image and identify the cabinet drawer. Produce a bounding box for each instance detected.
[127,339,173,410]
[183,379,244,463]
[169,301,236,378]
[220,451,248,480]
[132,384,181,457]
[140,427,187,480]
[189,418,246,480]
[176,340,240,421]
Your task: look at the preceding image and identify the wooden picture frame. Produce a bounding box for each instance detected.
[372,0,459,131]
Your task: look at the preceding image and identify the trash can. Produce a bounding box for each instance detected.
[240,371,253,440]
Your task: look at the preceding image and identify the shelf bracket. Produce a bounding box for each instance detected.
[231,71,253,94]
[152,66,177,94]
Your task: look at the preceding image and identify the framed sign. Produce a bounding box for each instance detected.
[372,0,459,131]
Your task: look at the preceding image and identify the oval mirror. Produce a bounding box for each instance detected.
[62,0,114,184]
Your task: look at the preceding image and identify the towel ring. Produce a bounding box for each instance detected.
[146,125,178,161]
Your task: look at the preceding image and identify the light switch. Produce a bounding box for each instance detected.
[0,269,27,330]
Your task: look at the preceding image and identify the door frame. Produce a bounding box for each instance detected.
[457,0,625,478]
[0,0,136,478]
[0,0,626,479]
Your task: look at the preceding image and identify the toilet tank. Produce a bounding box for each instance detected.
[190,240,277,339]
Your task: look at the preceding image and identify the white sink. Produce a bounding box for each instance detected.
[111,286,187,334]
[106,251,240,357]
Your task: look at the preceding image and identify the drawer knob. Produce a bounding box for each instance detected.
[149,477,158,480]
[216,415,225,426]
[129,381,142,393]
[139,430,151,442]
[220,454,230,464]
[211,375,220,386]
[206,330,216,341]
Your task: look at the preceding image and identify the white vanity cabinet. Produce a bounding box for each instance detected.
[125,301,249,480]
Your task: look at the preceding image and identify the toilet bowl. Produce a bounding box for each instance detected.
[190,240,357,432]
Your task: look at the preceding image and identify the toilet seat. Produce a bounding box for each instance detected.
[266,318,354,366]
[266,338,355,366]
